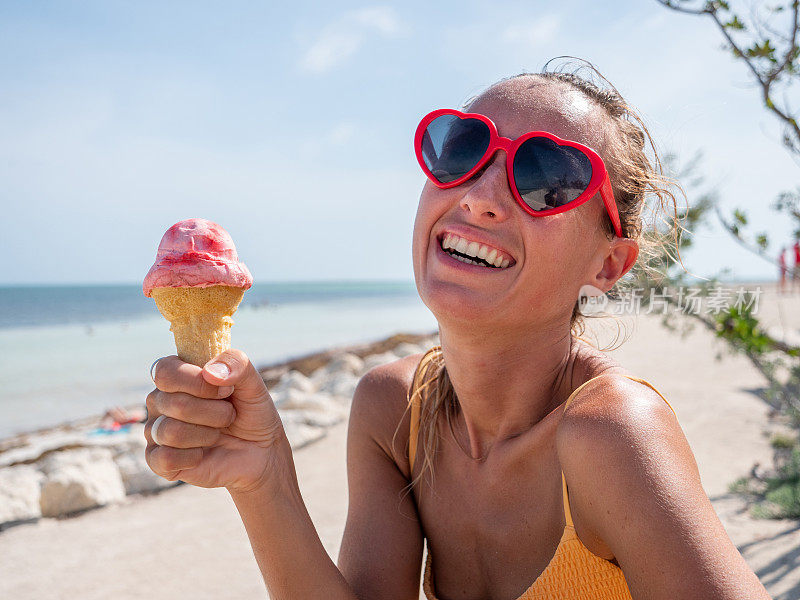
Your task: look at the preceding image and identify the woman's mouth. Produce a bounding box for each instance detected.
[438,233,515,269]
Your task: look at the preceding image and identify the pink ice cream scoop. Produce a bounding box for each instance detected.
[143,218,253,297]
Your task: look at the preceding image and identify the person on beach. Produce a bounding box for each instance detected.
[143,62,771,599]
[779,246,788,295]
[793,239,800,293]
[100,405,146,430]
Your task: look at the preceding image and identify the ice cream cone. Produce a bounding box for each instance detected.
[150,285,245,366]
[144,218,253,366]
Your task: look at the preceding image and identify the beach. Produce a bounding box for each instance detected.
[1,282,799,599]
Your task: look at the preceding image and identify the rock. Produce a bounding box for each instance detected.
[270,370,317,396]
[393,342,424,358]
[0,465,44,526]
[275,389,340,412]
[310,353,364,387]
[114,449,180,495]
[277,389,348,428]
[422,335,440,348]
[274,389,311,410]
[318,372,360,403]
[326,353,365,375]
[280,407,346,428]
[362,351,400,373]
[392,342,425,358]
[39,448,126,517]
[0,431,87,467]
[282,420,326,450]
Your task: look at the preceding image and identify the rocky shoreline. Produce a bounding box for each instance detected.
[0,331,438,531]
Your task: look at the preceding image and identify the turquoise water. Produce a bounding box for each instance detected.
[0,282,437,437]
[0,281,423,329]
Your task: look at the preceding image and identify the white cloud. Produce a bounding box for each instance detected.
[352,6,401,35]
[300,6,403,73]
[302,32,362,72]
[500,15,560,46]
[328,121,356,144]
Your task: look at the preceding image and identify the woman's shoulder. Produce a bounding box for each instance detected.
[348,351,429,473]
[559,367,676,428]
[555,355,697,544]
[353,350,428,409]
[562,338,674,421]
[550,360,761,598]
[556,349,679,458]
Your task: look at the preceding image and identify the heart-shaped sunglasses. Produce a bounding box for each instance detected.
[414,108,624,238]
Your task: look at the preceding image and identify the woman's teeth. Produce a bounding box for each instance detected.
[441,233,511,269]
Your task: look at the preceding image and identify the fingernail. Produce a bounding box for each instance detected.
[206,362,230,379]
[150,357,164,384]
[218,385,234,398]
[151,415,166,445]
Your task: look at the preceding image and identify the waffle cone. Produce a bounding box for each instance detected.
[150,285,245,366]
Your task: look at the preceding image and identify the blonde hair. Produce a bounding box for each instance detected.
[405,58,686,490]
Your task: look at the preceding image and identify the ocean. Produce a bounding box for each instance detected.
[0,282,437,438]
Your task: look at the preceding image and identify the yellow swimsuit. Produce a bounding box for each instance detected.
[408,347,676,600]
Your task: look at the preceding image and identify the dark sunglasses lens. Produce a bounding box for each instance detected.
[421,114,491,183]
[513,138,593,211]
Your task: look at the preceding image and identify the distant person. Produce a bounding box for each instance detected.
[779,246,788,294]
[793,239,800,293]
[99,405,146,431]
[143,63,770,598]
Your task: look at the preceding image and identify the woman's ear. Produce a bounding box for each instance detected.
[591,238,639,292]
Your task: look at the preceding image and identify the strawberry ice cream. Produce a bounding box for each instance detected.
[143,218,252,296]
[144,218,252,366]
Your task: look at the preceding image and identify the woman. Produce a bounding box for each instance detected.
[144,64,771,599]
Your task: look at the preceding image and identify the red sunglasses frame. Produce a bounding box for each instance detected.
[414,108,624,238]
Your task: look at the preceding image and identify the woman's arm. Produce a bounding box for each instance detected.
[231,359,425,600]
[229,454,359,599]
[337,358,426,599]
[557,375,771,600]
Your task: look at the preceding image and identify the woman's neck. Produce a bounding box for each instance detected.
[438,322,579,460]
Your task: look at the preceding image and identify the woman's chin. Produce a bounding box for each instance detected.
[419,281,506,326]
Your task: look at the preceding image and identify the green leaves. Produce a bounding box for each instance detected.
[730,208,748,235]
[723,15,745,30]
[746,39,778,62]
[714,304,773,356]
[705,0,730,11]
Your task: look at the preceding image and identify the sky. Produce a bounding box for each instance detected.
[1,0,798,285]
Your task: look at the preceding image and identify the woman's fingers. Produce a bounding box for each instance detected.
[146,415,221,448]
[150,389,236,429]
[201,349,272,405]
[145,445,204,479]
[153,355,234,399]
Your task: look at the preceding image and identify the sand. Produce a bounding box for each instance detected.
[1,283,798,599]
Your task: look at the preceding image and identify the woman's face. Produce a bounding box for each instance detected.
[412,77,621,331]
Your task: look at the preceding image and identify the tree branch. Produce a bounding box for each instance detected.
[654,0,710,16]
[765,1,799,87]
[658,0,800,153]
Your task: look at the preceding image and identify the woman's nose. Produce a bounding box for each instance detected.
[458,159,513,221]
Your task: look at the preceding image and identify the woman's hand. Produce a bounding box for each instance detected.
[144,349,289,494]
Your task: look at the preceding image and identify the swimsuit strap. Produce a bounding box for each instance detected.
[560,373,677,528]
[408,356,677,513]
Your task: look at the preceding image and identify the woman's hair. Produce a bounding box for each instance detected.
[402,57,686,491]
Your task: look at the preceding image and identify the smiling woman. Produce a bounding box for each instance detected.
[144,58,772,600]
